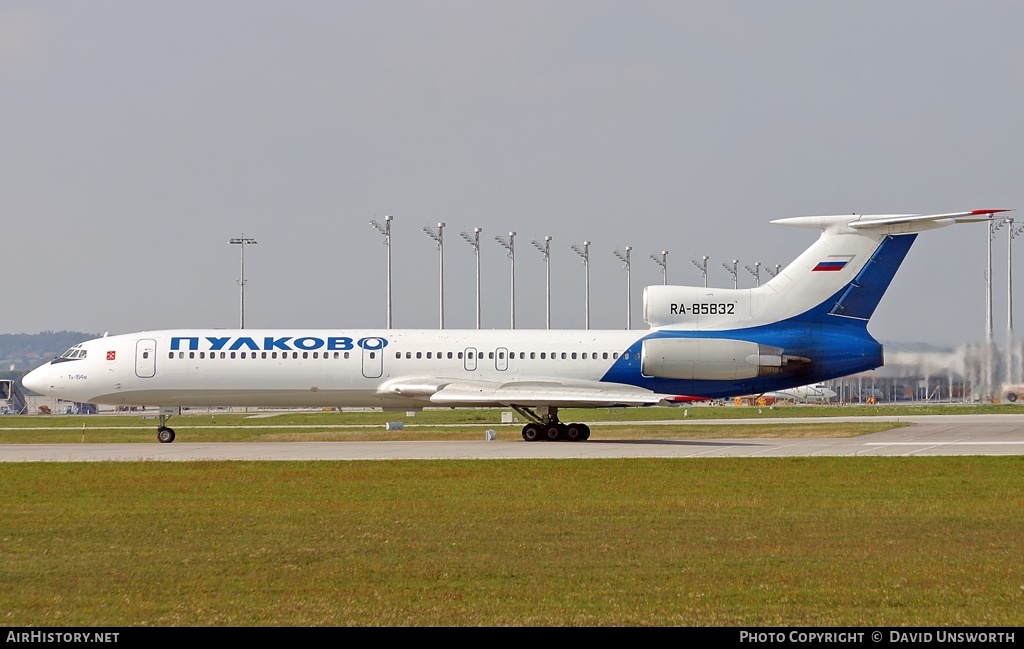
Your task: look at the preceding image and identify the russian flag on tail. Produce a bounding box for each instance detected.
[813,255,854,272]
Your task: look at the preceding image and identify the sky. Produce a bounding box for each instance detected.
[2,1,1023,348]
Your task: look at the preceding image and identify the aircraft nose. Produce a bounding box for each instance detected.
[21,364,51,395]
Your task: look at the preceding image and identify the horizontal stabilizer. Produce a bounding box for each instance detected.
[848,209,1010,230]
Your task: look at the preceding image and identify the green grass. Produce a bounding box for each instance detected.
[1,458,1022,626]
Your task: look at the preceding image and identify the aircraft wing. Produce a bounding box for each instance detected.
[381,377,672,408]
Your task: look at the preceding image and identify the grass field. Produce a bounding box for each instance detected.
[1,406,1020,626]
[2,457,1022,626]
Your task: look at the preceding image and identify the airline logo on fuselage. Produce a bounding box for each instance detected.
[170,336,389,352]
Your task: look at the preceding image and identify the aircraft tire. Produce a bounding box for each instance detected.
[522,424,541,442]
[580,424,591,441]
[565,424,585,441]
[157,427,176,444]
[544,425,562,442]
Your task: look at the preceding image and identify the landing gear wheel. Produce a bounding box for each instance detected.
[1008,393,1018,403]
[580,424,591,441]
[565,424,584,441]
[157,427,176,444]
[544,425,563,442]
[522,424,541,442]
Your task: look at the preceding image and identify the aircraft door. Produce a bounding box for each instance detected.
[495,347,509,371]
[464,347,478,371]
[135,339,157,378]
[361,338,385,378]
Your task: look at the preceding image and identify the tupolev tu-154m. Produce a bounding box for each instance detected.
[23,209,1008,443]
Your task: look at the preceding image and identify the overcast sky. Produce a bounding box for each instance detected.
[2,1,1022,347]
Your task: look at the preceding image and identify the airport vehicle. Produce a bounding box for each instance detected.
[1002,385,1024,402]
[23,210,1006,443]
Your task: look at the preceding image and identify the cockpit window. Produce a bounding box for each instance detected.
[58,346,87,360]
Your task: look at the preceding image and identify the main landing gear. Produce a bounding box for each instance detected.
[156,408,177,443]
[511,405,591,442]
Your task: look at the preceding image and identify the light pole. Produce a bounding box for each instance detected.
[614,246,632,329]
[723,259,739,289]
[691,256,708,287]
[369,215,393,328]
[495,231,516,328]
[228,234,257,329]
[744,261,761,287]
[764,263,782,279]
[1007,218,1024,383]
[422,222,446,329]
[460,228,482,329]
[532,236,552,329]
[650,250,668,285]
[571,241,591,329]
[986,219,996,399]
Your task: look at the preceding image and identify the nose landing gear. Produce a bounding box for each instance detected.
[155,407,180,443]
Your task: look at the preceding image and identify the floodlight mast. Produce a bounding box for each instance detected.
[422,222,446,329]
[531,236,552,329]
[228,234,257,329]
[744,261,762,287]
[571,241,591,329]
[1007,218,1024,383]
[722,259,739,289]
[495,232,516,328]
[691,255,709,287]
[614,246,632,329]
[369,215,393,328]
[650,250,668,285]
[460,228,482,329]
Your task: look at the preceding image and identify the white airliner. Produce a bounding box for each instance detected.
[23,209,1006,443]
[760,383,838,404]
